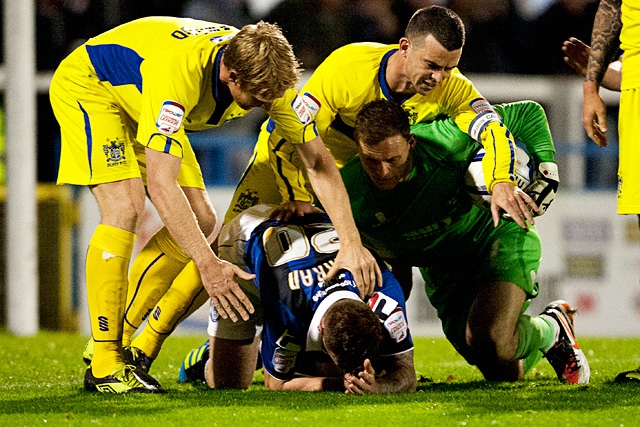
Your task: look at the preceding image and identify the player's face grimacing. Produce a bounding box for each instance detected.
[401,34,461,96]
[357,134,415,191]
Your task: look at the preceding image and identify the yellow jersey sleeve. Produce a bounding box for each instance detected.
[300,43,393,165]
[137,55,202,157]
[451,95,517,192]
[428,70,518,192]
[266,89,319,144]
[260,90,320,204]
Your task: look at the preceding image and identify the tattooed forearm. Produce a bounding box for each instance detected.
[587,0,623,84]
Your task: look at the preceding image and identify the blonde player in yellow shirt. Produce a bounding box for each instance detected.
[51,17,379,394]
[580,0,640,383]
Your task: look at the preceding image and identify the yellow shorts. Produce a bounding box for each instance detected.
[223,129,296,223]
[50,48,205,189]
[618,87,640,214]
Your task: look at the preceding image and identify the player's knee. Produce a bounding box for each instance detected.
[100,193,147,231]
[209,336,257,390]
[128,196,147,231]
[467,325,516,364]
[477,359,523,382]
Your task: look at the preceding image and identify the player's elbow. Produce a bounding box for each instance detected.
[146,176,168,204]
[263,372,286,391]
[382,352,417,393]
[398,363,418,393]
[405,372,418,392]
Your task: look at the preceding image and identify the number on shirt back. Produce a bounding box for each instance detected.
[263,224,340,267]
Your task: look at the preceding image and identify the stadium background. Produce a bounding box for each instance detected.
[1,0,636,338]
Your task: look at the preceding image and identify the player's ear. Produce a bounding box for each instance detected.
[408,134,417,151]
[399,37,410,57]
[228,70,238,84]
[318,315,325,335]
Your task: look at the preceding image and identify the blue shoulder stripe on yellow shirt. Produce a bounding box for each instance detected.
[164,137,183,155]
[207,46,234,125]
[379,49,401,101]
[266,118,276,132]
[506,128,516,182]
[145,133,183,156]
[85,44,143,91]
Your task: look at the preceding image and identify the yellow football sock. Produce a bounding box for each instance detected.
[86,224,136,378]
[132,261,209,359]
[123,227,191,346]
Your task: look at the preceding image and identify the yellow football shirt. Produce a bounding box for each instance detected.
[261,42,516,203]
[621,0,640,88]
[617,0,640,214]
[67,16,316,158]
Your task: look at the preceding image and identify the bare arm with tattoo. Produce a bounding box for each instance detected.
[582,0,623,147]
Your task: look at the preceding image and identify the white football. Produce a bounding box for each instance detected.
[465,144,534,208]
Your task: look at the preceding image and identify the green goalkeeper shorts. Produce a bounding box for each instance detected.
[419,219,541,364]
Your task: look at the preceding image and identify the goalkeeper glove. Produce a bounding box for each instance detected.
[525,162,559,216]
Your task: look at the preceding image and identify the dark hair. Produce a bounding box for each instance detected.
[353,100,411,147]
[405,6,465,51]
[323,299,384,376]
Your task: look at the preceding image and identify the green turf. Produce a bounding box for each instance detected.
[0,332,639,426]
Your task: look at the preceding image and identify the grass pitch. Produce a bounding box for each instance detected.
[0,332,639,427]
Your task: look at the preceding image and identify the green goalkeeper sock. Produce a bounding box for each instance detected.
[514,314,555,373]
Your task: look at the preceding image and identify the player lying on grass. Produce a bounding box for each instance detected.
[179,204,416,393]
[337,99,590,384]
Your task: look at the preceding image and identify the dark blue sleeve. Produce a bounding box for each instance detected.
[260,303,304,382]
[369,269,414,355]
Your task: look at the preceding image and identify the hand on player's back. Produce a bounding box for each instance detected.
[325,243,381,298]
[271,200,323,221]
[201,259,255,322]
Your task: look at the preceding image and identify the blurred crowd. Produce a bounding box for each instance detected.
[23,0,606,182]
[33,0,603,73]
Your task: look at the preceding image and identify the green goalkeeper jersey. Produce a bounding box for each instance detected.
[341,118,480,266]
[340,103,552,267]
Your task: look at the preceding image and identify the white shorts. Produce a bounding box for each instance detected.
[207,277,263,340]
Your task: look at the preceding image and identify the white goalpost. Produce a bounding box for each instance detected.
[3,0,38,335]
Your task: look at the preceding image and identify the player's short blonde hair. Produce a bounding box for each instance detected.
[224,21,301,100]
